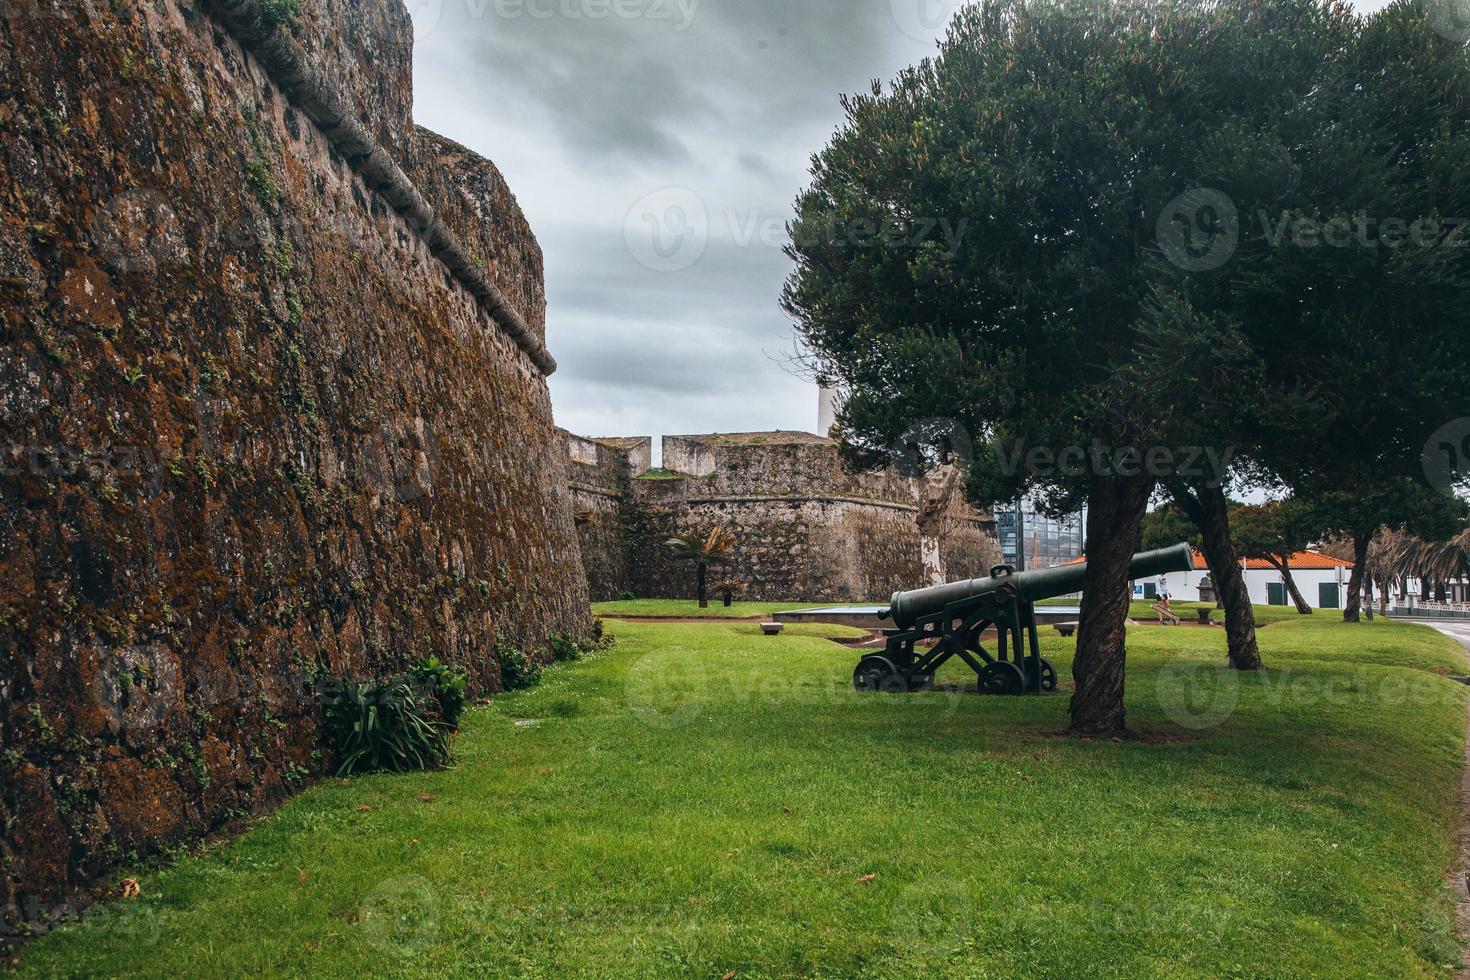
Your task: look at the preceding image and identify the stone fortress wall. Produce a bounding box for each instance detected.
[566,431,1001,603]
[0,0,589,925]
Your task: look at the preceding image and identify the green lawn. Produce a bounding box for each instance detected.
[1128,599,1308,625]
[16,617,1470,977]
[592,599,832,618]
[1036,597,1312,626]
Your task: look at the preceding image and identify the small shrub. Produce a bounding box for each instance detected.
[259,0,299,28]
[548,632,583,663]
[245,156,280,206]
[549,621,615,663]
[406,657,468,729]
[316,677,450,776]
[617,591,637,602]
[497,642,541,690]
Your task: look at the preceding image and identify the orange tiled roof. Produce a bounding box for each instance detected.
[1236,549,1354,570]
[1064,549,1354,570]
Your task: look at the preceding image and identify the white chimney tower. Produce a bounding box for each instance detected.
[817,384,840,438]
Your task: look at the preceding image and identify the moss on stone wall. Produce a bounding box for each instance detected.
[0,0,588,930]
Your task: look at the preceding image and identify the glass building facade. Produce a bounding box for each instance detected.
[997,507,1085,569]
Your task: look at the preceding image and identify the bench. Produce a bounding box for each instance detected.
[1151,603,1181,626]
[1055,622,1078,638]
[760,622,784,636]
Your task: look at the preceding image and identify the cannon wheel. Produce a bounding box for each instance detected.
[1036,657,1058,692]
[854,655,908,693]
[979,660,1026,696]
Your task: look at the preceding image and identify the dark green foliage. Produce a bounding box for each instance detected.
[783,0,1470,723]
[1140,504,1203,553]
[548,620,615,663]
[497,642,541,690]
[617,590,637,602]
[259,0,298,28]
[548,633,585,663]
[406,657,469,730]
[316,678,451,777]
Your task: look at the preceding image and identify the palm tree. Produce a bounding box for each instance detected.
[665,526,737,608]
[1389,529,1470,604]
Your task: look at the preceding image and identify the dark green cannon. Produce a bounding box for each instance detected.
[854,542,1194,695]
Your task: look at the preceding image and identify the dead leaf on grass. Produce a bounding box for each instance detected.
[121,878,140,899]
[355,805,373,813]
[856,873,876,885]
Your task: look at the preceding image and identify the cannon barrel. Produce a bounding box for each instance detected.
[883,542,1194,629]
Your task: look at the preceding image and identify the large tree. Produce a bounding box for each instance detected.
[785,0,1349,734]
[786,0,1470,734]
[1142,489,1268,669]
[1230,500,1316,614]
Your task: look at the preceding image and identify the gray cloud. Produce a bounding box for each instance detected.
[411,0,937,449]
[409,0,1390,453]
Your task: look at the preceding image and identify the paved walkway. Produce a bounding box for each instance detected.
[1430,620,1470,654]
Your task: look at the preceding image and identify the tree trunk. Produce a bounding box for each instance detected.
[1195,486,1263,670]
[1342,532,1371,622]
[1265,556,1313,615]
[1169,483,1263,670]
[1070,473,1154,737]
[696,563,707,608]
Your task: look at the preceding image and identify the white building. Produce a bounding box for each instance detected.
[1130,550,1356,610]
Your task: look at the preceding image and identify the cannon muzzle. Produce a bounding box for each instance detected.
[882,542,1194,629]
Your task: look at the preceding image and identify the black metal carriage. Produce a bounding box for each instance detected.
[853,543,1194,695]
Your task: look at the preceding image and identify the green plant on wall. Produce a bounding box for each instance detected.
[259,0,299,28]
[406,657,468,729]
[496,640,541,690]
[316,677,451,776]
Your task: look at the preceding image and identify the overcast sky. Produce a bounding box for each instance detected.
[410,0,1393,453]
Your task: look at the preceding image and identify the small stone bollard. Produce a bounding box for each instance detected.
[1197,608,1213,625]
